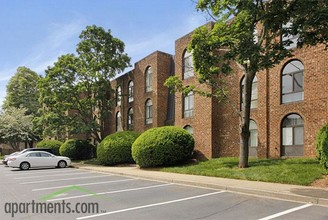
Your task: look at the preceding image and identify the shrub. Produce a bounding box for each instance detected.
[316,124,328,169]
[97,131,139,165]
[59,139,95,160]
[36,140,63,155]
[132,126,194,168]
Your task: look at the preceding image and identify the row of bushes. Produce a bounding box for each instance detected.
[36,139,95,160]
[37,122,328,169]
[36,126,194,168]
[97,126,194,167]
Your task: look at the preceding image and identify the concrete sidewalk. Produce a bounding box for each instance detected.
[72,163,328,207]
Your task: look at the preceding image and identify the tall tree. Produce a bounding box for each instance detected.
[38,25,130,142]
[0,107,35,150]
[165,0,327,167]
[3,66,40,115]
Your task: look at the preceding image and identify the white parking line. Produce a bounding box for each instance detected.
[47,183,173,201]
[20,175,112,184]
[5,169,81,176]
[32,179,136,191]
[258,204,313,220]
[14,172,90,179]
[76,191,225,219]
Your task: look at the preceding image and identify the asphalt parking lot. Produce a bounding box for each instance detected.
[1,165,328,220]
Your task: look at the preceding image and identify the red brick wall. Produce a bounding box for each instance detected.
[108,51,172,135]
[213,44,328,158]
[267,45,328,158]
[104,25,327,160]
[174,31,215,159]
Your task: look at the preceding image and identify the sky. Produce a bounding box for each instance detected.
[0,0,210,109]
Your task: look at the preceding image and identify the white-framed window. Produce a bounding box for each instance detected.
[281,114,304,156]
[183,49,194,79]
[127,108,133,130]
[249,120,258,157]
[241,75,258,109]
[145,99,153,124]
[116,86,122,106]
[128,81,134,102]
[183,125,194,136]
[183,91,194,118]
[281,60,304,104]
[145,66,152,92]
[116,111,122,132]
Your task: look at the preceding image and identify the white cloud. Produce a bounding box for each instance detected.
[125,14,208,67]
[21,19,84,75]
[0,18,85,109]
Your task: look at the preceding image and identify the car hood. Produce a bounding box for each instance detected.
[56,156,70,160]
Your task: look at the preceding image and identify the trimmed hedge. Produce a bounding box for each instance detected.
[97,131,139,165]
[36,140,63,155]
[132,126,194,168]
[59,139,95,160]
[316,124,328,169]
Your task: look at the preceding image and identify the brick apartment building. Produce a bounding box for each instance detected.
[106,24,328,160]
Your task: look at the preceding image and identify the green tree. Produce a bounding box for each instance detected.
[3,66,40,115]
[165,0,327,168]
[38,25,130,142]
[0,107,36,150]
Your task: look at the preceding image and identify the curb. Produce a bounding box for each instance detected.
[73,164,328,207]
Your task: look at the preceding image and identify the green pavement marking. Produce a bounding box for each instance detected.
[40,185,110,201]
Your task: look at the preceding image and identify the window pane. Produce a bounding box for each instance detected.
[184,126,193,135]
[183,50,194,79]
[251,82,258,100]
[294,127,304,145]
[293,72,303,92]
[146,67,152,92]
[190,93,194,109]
[282,92,303,103]
[282,127,293,145]
[250,130,258,147]
[117,87,122,106]
[184,96,189,110]
[128,81,134,102]
[183,92,194,118]
[116,112,122,131]
[282,74,293,93]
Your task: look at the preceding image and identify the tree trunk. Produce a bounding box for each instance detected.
[239,69,255,168]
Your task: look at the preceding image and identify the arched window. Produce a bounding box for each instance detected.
[116,86,122,106]
[249,120,258,157]
[127,108,134,130]
[128,81,134,102]
[183,91,194,118]
[281,114,304,156]
[281,60,304,104]
[145,99,153,124]
[241,75,258,109]
[116,111,122,132]
[145,66,152,92]
[183,49,194,79]
[183,125,194,136]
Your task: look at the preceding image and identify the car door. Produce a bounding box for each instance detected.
[25,152,41,167]
[39,152,57,167]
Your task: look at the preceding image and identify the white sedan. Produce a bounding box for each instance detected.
[7,151,71,170]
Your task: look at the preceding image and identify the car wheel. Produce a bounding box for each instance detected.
[20,162,30,170]
[58,160,67,168]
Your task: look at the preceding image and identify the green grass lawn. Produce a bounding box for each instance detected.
[161,157,328,186]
